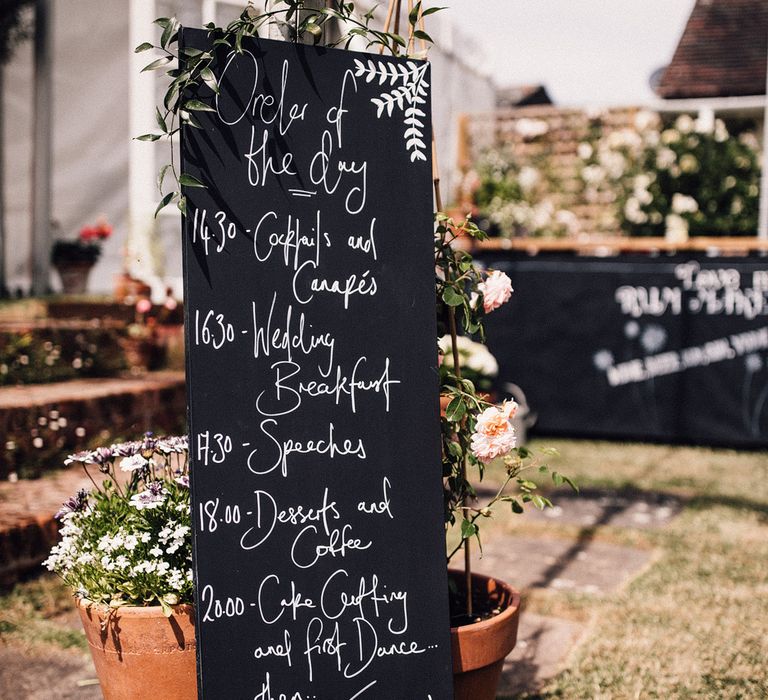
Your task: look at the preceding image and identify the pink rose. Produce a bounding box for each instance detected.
[478,270,513,313]
[135,298,152,314]
[470,400,518,464]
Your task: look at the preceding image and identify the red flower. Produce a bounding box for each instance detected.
[78,219,112,243]
[79,226,97,242]
[95,223,113,240]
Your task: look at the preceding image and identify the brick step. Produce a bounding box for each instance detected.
[0,467,105,586]
[0,371,186,480]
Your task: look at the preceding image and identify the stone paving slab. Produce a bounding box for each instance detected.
[522,487,683,530]
[0,647,101,699]
[498,612,585,698]
[474,535,652,594]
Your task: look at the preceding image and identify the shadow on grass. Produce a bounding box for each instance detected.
[685,493,768,521]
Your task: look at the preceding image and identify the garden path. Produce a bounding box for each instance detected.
[483,487,683,698]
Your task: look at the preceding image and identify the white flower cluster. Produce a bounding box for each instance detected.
[45,434,192,607]
[439,335,499,379]
[576,109,761,237]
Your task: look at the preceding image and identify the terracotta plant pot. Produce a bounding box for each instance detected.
[76,599,197,700]
[54,260,95,294]
[449,569,521,700]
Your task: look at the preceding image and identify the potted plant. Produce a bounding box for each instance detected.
[51,218,112,294]
[435,214,576,698]
[44,435,195,700]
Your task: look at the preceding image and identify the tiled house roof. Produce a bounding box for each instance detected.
[496,85,553,109]
[656,0,768,99]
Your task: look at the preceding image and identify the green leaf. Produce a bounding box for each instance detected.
[164,83,181,112]
[563,475,579,493]
[531,495,547,510]
[179,173,206,189]
[445,397,466,423]
[460,519,478,539]
[181,47,204,57]
[305,22,322,40]
[160,19,177,49]
[184,112,204,129]
[552,471,564,486]
[153,17,171,29]
[517,446,531,459]
[408,1,422,25]
[184,99,216,113]
[510,499,523,514]
[154,191,175,218]
[141,56,173,72]
[135,133,162,142]
[157,164,171,192]
[412,30,433,43]
[442,286,464,307]
[155,107,168,133]
[391,33,406,47]
[177,196,187,215]
[447,441,463,459]
[200,67,220,95]
[422,6,446,16]
[159,598,173,617]
[134,42,154,53]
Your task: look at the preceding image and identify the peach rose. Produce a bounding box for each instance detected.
[478,270,513,313]
[470,400,518,463]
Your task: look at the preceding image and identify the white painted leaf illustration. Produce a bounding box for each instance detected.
[355,57,430,162]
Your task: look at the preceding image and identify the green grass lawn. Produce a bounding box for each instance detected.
[2,439,767,698]
[489,439,768,699]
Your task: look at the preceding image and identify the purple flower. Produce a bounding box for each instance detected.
[158,435,188,454]
[112,441,140,458]
[140,433,157,457]
[64,450,93,466]
[120,454,151,473]
[92,447,113,465]
[130,481,167,510]
[174,474,190,488]
[55,488,89,520]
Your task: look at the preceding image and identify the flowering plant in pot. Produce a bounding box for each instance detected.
[51,218,112,294]
[435,213,577,698]
[44,435,196,700]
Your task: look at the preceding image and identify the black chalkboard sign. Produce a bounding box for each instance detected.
[478,252,768,447]
[180,28,453,699]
